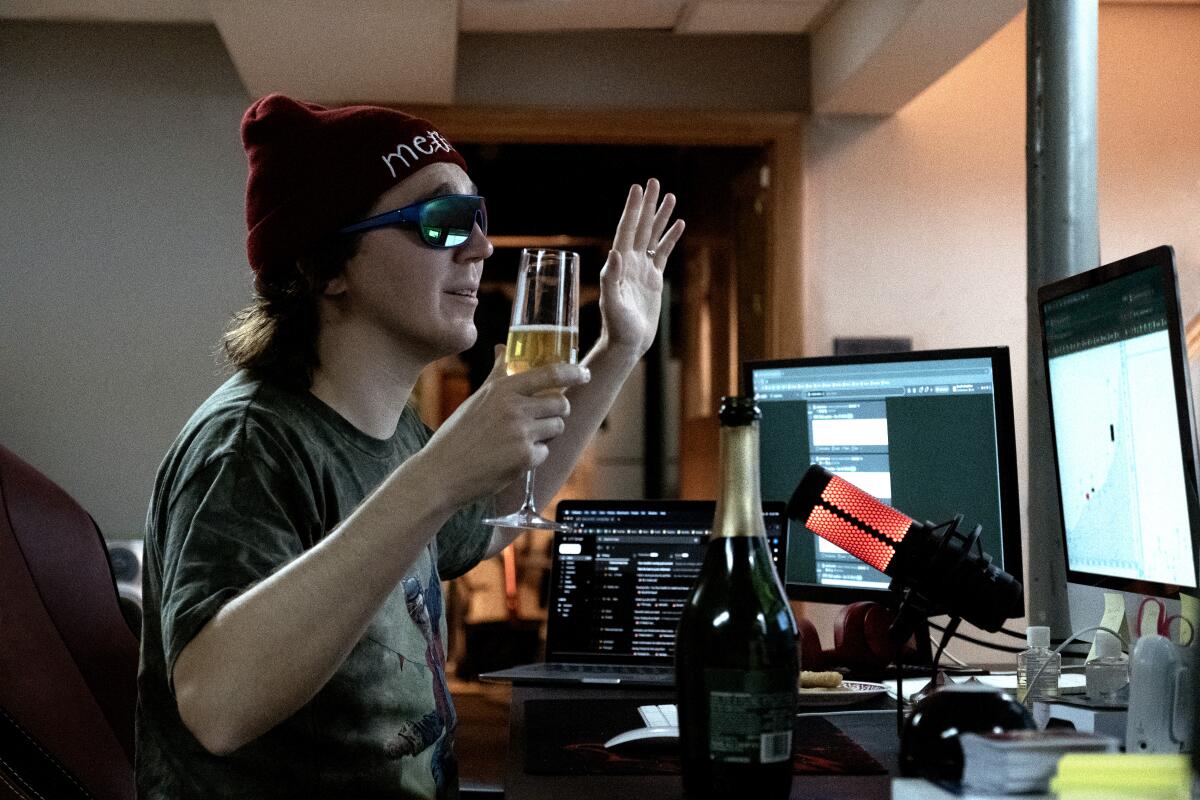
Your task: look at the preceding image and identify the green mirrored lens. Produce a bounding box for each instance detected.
[420,197,484,248]
[419,226,470,247]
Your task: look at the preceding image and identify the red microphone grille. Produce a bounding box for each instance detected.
[820,475,913,543]
[805,506,896,572]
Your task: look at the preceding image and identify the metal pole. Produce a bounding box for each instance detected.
[1025,0,1100,634]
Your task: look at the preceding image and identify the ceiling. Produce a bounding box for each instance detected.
[0,1,835,109]
[0,0,838,30]
[4,1,1187,114]
[3,0,1193,29]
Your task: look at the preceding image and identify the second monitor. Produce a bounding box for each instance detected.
[744,347,1023,610]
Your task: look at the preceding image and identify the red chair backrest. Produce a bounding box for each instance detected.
[0,444,138,800]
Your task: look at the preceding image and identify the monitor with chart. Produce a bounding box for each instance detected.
[744,347,1023,608]
[1038,245,1200,599]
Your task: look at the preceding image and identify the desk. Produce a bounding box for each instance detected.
[502,685,897,800]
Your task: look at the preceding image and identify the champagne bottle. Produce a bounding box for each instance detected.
[676,396,800,800]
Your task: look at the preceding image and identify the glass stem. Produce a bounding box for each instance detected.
[521,469,538,513]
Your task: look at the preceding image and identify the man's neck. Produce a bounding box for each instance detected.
[309,325,426,441]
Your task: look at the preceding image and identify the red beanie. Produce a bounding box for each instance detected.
[241,93,468,288]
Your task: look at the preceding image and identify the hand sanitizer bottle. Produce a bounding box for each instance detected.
[1085,630,1129,705]
[1016,626,1060,706]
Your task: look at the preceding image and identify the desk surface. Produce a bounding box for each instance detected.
[503,685,897,800]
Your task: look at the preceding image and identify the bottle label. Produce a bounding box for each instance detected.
[705,668,796,764]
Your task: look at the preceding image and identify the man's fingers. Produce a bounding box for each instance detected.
[528,416,567,444]
[526,393,571,420]
[633,179,660,248]
[649,192,677,244]
[653,219,686,268]
[507,362,591,395]
[526,442,551,470]
[612,183,644,252]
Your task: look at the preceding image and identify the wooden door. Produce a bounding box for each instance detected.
[678,153,772,499]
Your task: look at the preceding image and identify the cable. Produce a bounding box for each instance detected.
[919,626,972,667]
[932,618,960,676]
[938,643,971,668]
[972,621,1092,653]
[1051,638,1091,647]
[929,621,1091,657]
[927,623,1024,654]
[1022,625,1127,702]
[996,626,1089,646]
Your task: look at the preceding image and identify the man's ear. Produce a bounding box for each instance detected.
[323,275,347,296]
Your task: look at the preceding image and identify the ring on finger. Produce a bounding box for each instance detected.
[646,248,656,258]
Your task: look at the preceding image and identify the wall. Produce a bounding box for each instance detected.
[0,22,251,536]
[456,31,808,111]
[800,5,1200,655]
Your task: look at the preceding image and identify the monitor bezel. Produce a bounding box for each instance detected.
[742,346,1024,610]
[1037,244,1200,600]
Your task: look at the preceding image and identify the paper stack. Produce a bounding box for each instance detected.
[960,730,1118,795]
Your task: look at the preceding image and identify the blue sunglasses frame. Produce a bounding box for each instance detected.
[337,194,488,248]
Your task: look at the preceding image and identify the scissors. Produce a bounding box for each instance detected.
[1136,597,1194,646]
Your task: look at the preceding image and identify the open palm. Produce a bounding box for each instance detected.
[599,179,686,358]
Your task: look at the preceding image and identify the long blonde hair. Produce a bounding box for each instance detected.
[221,234,360,390]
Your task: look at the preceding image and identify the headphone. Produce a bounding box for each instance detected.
[797,601,921,672]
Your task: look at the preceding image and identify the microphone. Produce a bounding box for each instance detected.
[788,465,1024,632]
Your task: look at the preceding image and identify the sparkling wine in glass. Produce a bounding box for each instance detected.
[484,248,580,531]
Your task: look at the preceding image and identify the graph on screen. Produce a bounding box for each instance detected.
[1048,326,1196,587]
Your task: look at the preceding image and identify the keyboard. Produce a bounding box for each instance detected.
[638,703,679,728]
[544,663,673,676]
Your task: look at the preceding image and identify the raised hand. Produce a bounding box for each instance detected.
[599,179,686,358]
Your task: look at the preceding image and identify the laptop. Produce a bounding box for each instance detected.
[479,499,789,687]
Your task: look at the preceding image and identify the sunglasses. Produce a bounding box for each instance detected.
[337,194,488,248]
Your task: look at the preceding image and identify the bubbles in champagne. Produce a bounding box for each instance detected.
[505,324,579,376]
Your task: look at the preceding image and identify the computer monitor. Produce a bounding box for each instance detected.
[743,347,1024,608]
[549,500,788,664]
[1038,245,1200,600]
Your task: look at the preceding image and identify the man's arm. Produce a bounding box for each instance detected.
[486,179,685,556]
[172,360,589,756]
[172,449,454,756]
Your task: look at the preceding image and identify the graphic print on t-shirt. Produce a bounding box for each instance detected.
[384,566,457,799]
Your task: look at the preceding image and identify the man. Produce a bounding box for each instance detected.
[135,94,684,798]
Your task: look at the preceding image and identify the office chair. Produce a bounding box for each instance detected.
[0,444,138,800]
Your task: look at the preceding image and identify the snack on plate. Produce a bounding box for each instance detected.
[800,670,843,689]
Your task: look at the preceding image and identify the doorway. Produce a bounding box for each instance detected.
[446,141,768,499]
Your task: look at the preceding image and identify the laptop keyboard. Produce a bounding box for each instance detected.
[543,663,672,676]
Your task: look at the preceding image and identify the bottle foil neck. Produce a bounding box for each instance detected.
[712,422,766,540]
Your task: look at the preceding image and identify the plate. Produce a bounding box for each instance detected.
[797,680,888,707]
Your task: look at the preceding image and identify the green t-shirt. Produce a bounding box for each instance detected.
[136,371,492,799]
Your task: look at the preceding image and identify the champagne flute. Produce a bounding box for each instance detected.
[484,248,580,531]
